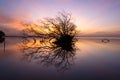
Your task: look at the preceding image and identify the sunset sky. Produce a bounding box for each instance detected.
[0,0,120,36]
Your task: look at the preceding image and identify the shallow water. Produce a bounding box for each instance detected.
[0,38,120,80]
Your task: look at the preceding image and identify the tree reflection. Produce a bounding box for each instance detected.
[21,12,78,72]
[22,38,76,72]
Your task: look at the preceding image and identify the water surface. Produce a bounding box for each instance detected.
[0,38,120,80]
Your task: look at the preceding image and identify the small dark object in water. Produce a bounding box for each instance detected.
[0,31,5,43]
[101,39,110,43]
[53,34,74,51]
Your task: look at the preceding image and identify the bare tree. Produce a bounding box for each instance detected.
[21,12,78,72]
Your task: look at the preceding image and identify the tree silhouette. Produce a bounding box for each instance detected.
[21,12,78,72]
[22,12,77,38]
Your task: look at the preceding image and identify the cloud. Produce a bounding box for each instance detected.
[0,10,33,35]
[0,11,14,24]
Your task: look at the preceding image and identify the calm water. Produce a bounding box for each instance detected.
[0,38,120,80]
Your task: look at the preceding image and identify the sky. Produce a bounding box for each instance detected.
[0,0,120,36]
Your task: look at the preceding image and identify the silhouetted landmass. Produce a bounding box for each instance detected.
[0,30,5,43]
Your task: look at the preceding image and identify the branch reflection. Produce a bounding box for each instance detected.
[21,37,76,72]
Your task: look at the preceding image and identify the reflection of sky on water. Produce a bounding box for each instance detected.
[0,38,120,80]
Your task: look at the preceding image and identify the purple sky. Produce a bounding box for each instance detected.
[0,0,120,36]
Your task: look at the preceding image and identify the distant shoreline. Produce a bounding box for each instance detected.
[2,35,120,39]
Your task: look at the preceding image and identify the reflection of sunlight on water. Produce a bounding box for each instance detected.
[21,38,55,49]
[75,39,120,59]
[1,38,120,58]
[0,37,120,80]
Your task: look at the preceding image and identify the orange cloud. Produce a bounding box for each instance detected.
[0,10,33,35]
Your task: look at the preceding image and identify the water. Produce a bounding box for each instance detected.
[0,38,120,80]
